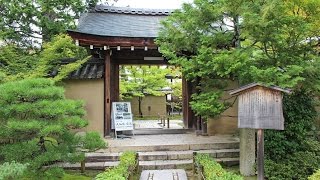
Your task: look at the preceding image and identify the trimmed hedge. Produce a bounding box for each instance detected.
[95,151,137,180]
[195,154,243,180]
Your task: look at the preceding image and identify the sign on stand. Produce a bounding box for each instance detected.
[230,83,290,179]
[111,102,134,139]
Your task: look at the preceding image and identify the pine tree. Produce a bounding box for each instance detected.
[0,78,105,178]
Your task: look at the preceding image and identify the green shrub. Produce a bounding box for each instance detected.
[265,91,317,160]
[0,161,28,180]
[263,91,320,179]
[195,154,243,180]
[265,151,320,180]
[82,132,107,151]
[95,151,137,180]
[309,169,320,180]
[0,78,105,179]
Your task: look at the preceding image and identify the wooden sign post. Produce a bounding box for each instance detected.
[257,129,264,179]
[230,83,290,179]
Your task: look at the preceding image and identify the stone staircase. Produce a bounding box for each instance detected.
[60,138,240,171]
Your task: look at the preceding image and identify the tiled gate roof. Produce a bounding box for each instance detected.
[69,5,173,38]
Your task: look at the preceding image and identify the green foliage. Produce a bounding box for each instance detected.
[82,132,107,151]
[95,151,137,180]
[0,78,104,179]
[195,154,243,180]
[0,161,28,180]
[265,91,317,159]
[265,151,320,180]
[190,91,225,120]
[62,173,92,180]
[120,65,172,117]
[120,65,171,99]
[0,0,97,46]
[156,0,320,118]
[0,34,90,82]
[264,90,320,179]
[309,169,320,180]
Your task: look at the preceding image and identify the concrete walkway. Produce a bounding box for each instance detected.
[134,120,184,129]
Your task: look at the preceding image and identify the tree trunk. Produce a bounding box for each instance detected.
[138,97,143,118]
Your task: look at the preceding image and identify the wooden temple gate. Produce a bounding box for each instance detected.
[67,6,197,136]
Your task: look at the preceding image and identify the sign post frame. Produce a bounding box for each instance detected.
[111,102,134,139]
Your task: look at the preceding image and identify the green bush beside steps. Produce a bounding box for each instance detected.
[195,153,243,180]
[95,151,138,180]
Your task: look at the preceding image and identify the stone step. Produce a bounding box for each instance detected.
[139,160,193,170]
[86,149,239,162]
[55,161,119,170]
[58,157,239,170]
[107,141,239,153]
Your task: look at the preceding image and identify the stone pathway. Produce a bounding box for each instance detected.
[134,120,184,129]
[104,133,239,147]
[140,169,188,180]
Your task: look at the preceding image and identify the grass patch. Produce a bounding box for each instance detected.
[64,170,102,179]
[62,174,91,180]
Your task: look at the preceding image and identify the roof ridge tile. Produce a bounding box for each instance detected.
[94,5,173,15]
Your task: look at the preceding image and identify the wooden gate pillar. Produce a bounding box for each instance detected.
[104,50,111,136]
[104,50,120,136]
[182,77,195,129]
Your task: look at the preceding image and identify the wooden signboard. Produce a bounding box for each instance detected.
[230,83,290,179]
[111,102,134,138]
[230,83,290,130]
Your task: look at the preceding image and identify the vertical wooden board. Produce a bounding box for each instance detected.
[104,50,111,136]
[238,87,284,130]
[182,77,188,128]
[114,64,120,102]
[257,129,264,180]
[182,77,195,129]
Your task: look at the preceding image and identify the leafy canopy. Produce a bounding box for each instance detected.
[0,34,90,83]
[0,0,111,46]
[119,65,171,100]
[120,65,179,117]
[156,0,320,118]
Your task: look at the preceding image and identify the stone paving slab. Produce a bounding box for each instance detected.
[102,134,239,153]
[140,169,188,180]
[139,160,193,170]
[134,120,184,129]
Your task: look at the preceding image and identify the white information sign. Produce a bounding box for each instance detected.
[112,102,134,131]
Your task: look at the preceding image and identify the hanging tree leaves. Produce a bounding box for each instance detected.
[0,0,113,47]
[156,0,320,119]
[0,34,90,83]
[120,65,171,117]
